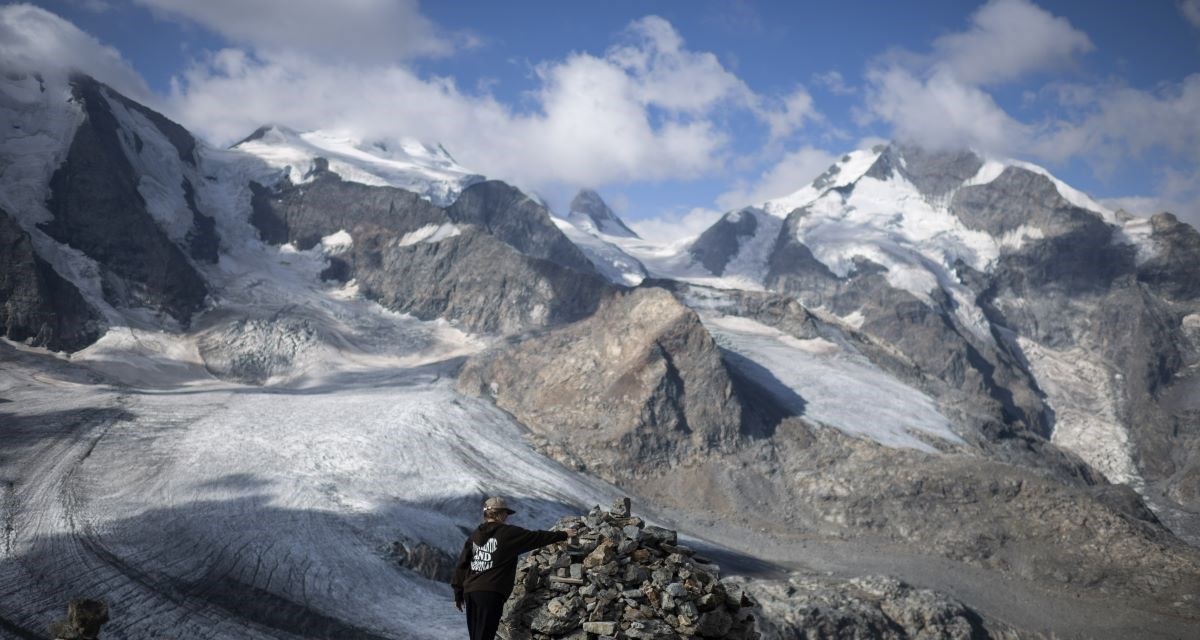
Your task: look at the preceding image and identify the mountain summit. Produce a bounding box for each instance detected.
[568,188,639,238]
[233,125,485,206]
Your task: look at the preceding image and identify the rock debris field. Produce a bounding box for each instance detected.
[500,499,759,639]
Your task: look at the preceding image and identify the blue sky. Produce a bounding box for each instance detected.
[4,0,1200,236]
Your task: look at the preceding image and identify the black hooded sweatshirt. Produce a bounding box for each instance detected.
[451,521,567,599]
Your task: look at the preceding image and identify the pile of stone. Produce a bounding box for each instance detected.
[499,498,759,639]
[49,599,108,639]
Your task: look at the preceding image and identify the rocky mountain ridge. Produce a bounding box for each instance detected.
[2,70,1199,638]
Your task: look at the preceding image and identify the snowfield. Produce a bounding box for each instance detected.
[704,315,963,453]
[0,339,621,639]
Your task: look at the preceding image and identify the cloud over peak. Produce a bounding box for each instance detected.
[0,3,150,99]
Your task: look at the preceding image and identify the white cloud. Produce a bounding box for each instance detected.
[1038,76,1200,167]
[628,207,723,243]
[716,146,837,210]
[759,87,820,142]
[0,3,150,100]
[813,70,855,95]
[865,66,1032,155]
[1180,0,1200,30]
[931,0,1092,86]
[607,16,753,114]
[133,0,469,61]
[166,14,819,194]
[861,0,1088,157]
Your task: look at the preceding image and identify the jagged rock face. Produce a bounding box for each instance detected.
[38,75,208,324]
[569,188,639,238]
[1138,212,1200,300]
[637,422,1200,612]
[458,287,768,476]
[747,574,1029,640]
[955,168,1134,294]
[248,172,610,334]
[451,181,598,271]
[767,215,1049,438]
[249,169,447,249]
[763,210,841,307]
[352,226,613,334]
[951,169,1200,512]
[0,208,102,351]
[689,209,760,276]
[865,143,984,199]
[500,501,758,640]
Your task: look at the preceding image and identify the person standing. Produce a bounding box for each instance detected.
[451,496,577,640]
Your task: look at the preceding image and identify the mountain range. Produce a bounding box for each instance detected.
[1,70,1199,638]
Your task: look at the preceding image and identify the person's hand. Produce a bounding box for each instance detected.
[565,527,578,538]
[454,598,464,612]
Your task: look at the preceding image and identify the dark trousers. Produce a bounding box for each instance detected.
[465,591,506,640]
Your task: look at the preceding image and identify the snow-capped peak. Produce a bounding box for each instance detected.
[762,147,884,217]
[232,125,484,206]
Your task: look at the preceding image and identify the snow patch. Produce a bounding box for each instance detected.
[997,225,1045,250]
[763,149,882,217]
[1019,336,1141,486]
[839,310,866,329]
[1009,159,1116,222]
[706,314,962,453]
[1115,215,1158,264]
[719,209,782,286]
[397,223,461,246]
[552,216,647,286]
[320,229,353,253]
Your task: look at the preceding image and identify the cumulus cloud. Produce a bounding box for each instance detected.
[930,0,1092,85]
[133,0,470,61]
[861,0,1089,156]
[716,146,837,210]
[0,3,150,99]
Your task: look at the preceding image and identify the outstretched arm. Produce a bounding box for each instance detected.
[509,525,577,554]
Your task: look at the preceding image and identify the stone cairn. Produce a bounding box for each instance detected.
[499,498,759,639]
[49,599,108,640]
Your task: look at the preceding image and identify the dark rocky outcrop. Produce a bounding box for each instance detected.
[388,536,456,583]
[38,75,208,324]
[450,181,595,271]
[689,209,762,276]
[865,143,984,199]
[748,574,1030,640]
[0,208,102,351]
[182,178,219,263]
[352,226,613,335]
[247,173,609,334]
[458,287,777,477]
[1137,212,1200,301]
[247,171,445,250]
